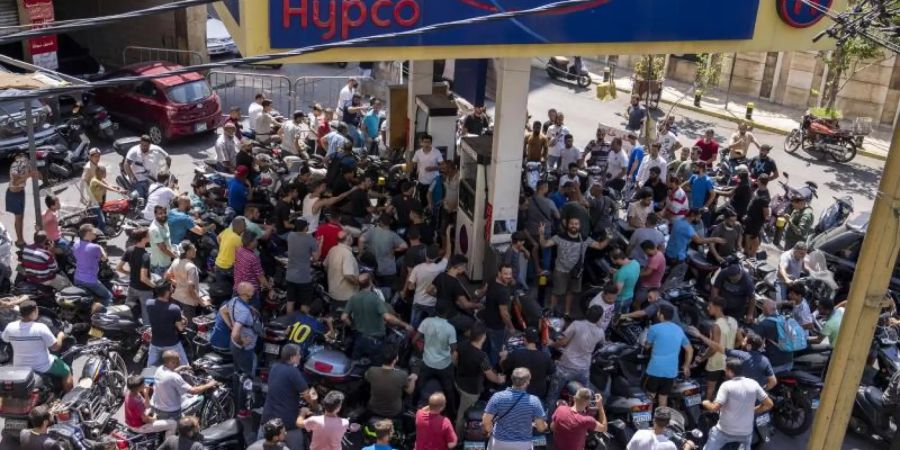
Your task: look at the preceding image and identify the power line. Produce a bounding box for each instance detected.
[0,0,222,45]
[1,0,596,101]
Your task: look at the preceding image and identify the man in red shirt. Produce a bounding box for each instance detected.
[414,392,457,450]
[315,210,345,261]
[550,388,607,450]
[695,129,720,165]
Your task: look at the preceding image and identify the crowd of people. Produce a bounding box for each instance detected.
[4,78,896,450]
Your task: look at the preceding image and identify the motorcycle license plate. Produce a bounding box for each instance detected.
[756,413,771,427]
[3,418,27,433]
[99,120,112,130]
[195,122,208,132]
[88,327,104,338]
[264,343,281,355]
[632,411,652,426]
[812,399,820,410]
[464,442,485,450]
[35,159,46,167]
[685,394,702,407]
[532,435,547,446]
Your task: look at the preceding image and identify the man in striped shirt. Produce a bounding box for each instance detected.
[22,231,70,291]
[232,231,270,309]
[482,368,548,450]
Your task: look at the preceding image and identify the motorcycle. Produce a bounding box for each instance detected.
[34,119,92,186]
[769,370,822,436]
[88,304,144,361]
[589,341,654,446]
[546,56,592,88]
[849,384,896,443]
[61,92,118,141]
[813,196,854,235]
[461,400,548,450]
[767,172,818,245]
[784,113,868,163]
[141,365,235,428]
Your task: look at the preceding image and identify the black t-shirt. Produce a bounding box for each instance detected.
[456,341,491,395]
[730,183,753,219]
[158,436,204,450]
[343,106,362,128]
[501,348,553,398]
[330,176,353,199]
[146,298,183,346]
[463,114,489,135]
[402,244,427,273]
[344,188,370,218]
[483,280,512,330]
[433,272,469,319]
[648,179,668,204]
[410,222,435,246]
[754,317,793,368]
[124,246,152,291]
[714,272,755,319]
[274,200,293,235]
[20,430,63,450]
[749,157,777,178]
[744,190,770,225]
[390,194,422,228]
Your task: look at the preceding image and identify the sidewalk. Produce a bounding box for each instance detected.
[586,63,891,161]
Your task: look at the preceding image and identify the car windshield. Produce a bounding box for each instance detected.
[166,80,211,104]
[0,91,42,118]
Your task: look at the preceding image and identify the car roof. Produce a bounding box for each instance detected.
[207,18,231,40]
[121,61,204,88]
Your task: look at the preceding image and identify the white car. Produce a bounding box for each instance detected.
[206,17,238,56]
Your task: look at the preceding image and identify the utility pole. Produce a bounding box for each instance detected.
[807,123,900,449]
[25,103,42,230]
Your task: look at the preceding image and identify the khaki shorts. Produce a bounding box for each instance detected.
[552,269,582,296]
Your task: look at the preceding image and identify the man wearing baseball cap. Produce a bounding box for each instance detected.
[228,166,251,216]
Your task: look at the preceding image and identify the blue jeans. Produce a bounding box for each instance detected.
[547,155,560,171]
[352,334,384,365]
[75,280,113,306]
[486,328,507,367]
[411,304,435,329]
[134,180,150,199]
[348,125,364,148]
[703,425,753,450]
[147,342,189,367]
[774,280,788,302]
[230,342,257,376]
[547,364,590,416]
[772,362,793,374]
[91,207,106,233]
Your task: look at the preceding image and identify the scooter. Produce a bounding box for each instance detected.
[546,56,592,88]
[813,196,854,234]
[849,385,896,443]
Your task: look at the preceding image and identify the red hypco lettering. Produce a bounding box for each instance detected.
[283,0,421,41]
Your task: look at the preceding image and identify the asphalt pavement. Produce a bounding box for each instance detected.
[0,60,886,449]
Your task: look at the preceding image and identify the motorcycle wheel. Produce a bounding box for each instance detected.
[831,141,858,163]
[577,74,592,88]
[105,213,125,238]
[784,129,802,153]
[773,392,813,436]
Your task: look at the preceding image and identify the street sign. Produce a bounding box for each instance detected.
[777,0,833,28]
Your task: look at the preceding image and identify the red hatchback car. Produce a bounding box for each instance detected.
[94,61,221,144]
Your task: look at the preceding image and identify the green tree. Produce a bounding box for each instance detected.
[820,36,884,111]
[694,53,724,93]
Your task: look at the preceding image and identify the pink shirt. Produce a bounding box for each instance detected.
[42,209,60,241]
[124,393,146,429]
[641,251,667,289]
[414,409,457,450]
[303,415,349,450]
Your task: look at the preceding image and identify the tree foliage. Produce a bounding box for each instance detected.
[694,53,724,93]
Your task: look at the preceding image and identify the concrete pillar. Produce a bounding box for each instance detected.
[407,60,434,153]
[487,58,530,244]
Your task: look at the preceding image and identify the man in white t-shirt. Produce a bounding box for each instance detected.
[248,93,265,132]
[658,123,682,161]
[279,111,308,157]
[406,245,449,328]
[1,300,71,392]
[142,173,177,221]
[125,135,171,199]
[626,408,678,450]
[546,113,570,170]
[702,358,774,450]
[637,143,668,185]
[335,78,358,119]
[411,134,443,206]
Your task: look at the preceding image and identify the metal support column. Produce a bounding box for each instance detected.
[25,104,42,230]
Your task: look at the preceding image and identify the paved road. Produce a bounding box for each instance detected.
[0,60,885,449]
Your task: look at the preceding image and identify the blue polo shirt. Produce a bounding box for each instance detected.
[665,218,697,261]
[688,174,715,209]
[628,145,645,181]
[167,209,194,244]
[484,389,545,442]
[227,177,248,215]
[362,110,381,139]
[646,321,689,378]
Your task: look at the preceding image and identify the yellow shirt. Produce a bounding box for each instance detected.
[215,228,242,270]
[89,178,105,207]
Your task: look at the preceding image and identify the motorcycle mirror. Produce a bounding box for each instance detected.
[691,429,704,439]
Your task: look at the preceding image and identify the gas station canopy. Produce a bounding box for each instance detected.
[215,0,845,63]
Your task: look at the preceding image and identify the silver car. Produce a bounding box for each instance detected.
[206,17,238,56]
[0,90,58,158]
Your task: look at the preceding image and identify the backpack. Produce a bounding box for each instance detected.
[765,315,808,352]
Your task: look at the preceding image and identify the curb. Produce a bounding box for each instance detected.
[611,84,887,162]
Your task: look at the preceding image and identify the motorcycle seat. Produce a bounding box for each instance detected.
[864,386,884,409]
[551,56,569,65]
[200,418,242,444]
[58,286,89,297]
[778,370,822,386]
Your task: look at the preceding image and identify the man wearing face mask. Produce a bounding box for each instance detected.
[260,343,319,450]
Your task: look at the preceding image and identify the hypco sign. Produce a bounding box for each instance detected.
[270,0,761,48]
[777,0,833,28]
